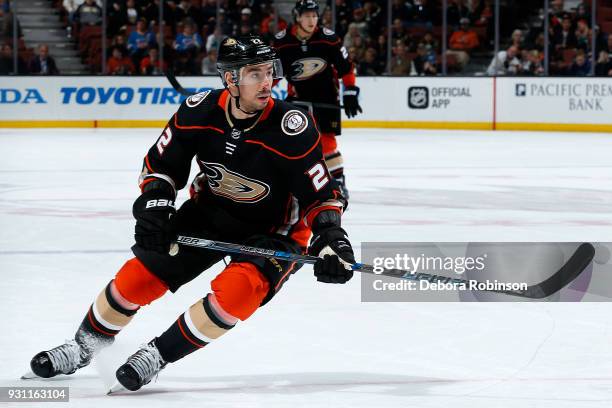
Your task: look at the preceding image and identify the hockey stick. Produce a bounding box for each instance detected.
[174,236,595,299]
[165,70,344,109]
[165,69,194,97]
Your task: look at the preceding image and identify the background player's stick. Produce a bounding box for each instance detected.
[165,71,344,109]
[173,236,595,299]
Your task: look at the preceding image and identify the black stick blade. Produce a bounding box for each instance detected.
[514,243,595,299]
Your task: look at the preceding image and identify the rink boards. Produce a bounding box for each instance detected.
[1,76,612,132]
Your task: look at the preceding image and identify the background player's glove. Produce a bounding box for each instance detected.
[308,226,355,284]
[132,184,176,253]
[342,86,362,118]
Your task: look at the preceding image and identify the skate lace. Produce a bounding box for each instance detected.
[128,343,165,384]
[47,340,80,374]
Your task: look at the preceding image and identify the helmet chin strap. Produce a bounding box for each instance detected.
[228,77,261,116]
[233,89,260,116]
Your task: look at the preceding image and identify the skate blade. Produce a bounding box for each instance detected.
[107,382,126,395]
[21,370,40,380]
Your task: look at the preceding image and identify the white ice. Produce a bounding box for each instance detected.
[1,128,612,408]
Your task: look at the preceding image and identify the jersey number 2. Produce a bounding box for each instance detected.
[156,127,173,155]
[307,162,330,191]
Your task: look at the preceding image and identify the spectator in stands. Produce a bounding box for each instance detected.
[447,0,470,29]
[575,3,590,24]
[390,40,415,75]
[201,47,217,74]
[448,17,480,70]
[174,20,203,59]
[174,0,195,26]
[111,33,129,56]
[348,8,368,39]
[334,0,351,37]
[422,31,439,53]
[63,0,84,28]
[567,50,590,76]
[363,1,383,36]
[357,47,381,76]
[522,50,544,76]
[107,1,127,37]
[391,0,412,22]
[606,34,612,53]
[128,18,156,67]
[29,44,59,75]
[486,45,521,75]
[0,43,27,74]
[240,8,253,28]
[509,29,524,50]
[260,8,286,37]
[75,0,102,28]
[107,46,135,74]
[343,25,361,49]
[200,0,218,26]
[412,42,437,76]
[574,19,590,50]
[410,0,435,29]
[320,6,333,29]
[595,50,612,76]
[140,47,167,75]
[553,15,577,50]
[206,25,224,53]
[391,18,408,43]
[375,33,388,66]
[125,0,139,25]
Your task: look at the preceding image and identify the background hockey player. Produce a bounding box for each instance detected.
[273,0,362,199]
[25,35,355,393]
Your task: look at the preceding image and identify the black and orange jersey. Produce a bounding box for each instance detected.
[138,89,345,248]
[272,25,356,134]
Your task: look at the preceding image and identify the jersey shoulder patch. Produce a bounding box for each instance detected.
[256,101,320,159]
[185,90,211,108]
[322,27,335,36]
[175,89,221,128]
[275,29,287,40]
[281,109,309,136]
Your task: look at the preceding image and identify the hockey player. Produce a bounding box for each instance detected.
[26,35,355,393]
[273,0,363,200]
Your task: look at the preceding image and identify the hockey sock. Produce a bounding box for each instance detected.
[154,263,268,363]
[324,151,345,180]
[78,280,139,338]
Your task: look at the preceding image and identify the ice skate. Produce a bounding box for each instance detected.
[110,341,166,393]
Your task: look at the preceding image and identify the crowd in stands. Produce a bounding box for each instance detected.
[1,0,611,76]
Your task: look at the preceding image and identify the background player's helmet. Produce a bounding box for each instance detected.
[216,35,283,87]
[293,0,319,19]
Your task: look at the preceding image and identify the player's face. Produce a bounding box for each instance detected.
[238,63,274,111]
[297,11,318,34]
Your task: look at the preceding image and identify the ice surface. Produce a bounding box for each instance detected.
[1,128,612,407]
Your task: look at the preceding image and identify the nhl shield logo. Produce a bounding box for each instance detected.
[281,110,308,136]
[230,128,242,139]
[408,87,429,109]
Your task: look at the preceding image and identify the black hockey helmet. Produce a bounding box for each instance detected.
[216,35,282,87]
[293,0,319,18]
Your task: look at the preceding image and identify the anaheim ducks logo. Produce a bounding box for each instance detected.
[290,58,327,81]
[201,162,270,203]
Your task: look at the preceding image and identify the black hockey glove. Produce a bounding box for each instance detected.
[132,183,176,254]
[308,226,355,284]
[342,86,362,118]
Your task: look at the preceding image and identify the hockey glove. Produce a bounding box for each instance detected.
[342,86,362,118]
[132,184,176,253]
[308,226,355,284]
